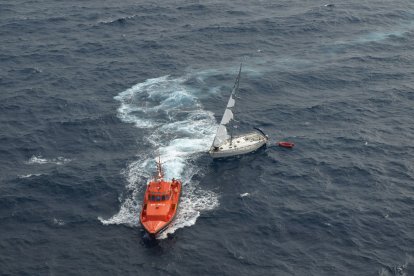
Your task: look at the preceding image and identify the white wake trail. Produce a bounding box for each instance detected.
[99,73,219,238]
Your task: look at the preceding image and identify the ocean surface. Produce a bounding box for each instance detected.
[1,0,413,275]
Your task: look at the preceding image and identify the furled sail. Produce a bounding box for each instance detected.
[212,64,242,147]
[220,109,233,125]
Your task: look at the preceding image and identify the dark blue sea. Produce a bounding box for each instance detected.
[1,0,414,275]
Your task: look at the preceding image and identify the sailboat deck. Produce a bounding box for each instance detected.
[215,132,266,152]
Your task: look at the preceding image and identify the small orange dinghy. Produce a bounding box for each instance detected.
[278,141,295,148]
[140,157,182,237]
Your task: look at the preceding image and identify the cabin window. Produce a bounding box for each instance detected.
[162,195,165,201]
[151,195,156,201]
[156,196,161,201]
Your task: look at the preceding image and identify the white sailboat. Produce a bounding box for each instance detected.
[209,64,268,159]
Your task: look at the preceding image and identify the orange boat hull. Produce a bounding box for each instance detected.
[140,180,182,236]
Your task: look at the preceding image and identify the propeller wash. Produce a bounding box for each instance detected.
[99,73,219,239]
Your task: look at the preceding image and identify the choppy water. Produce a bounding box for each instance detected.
[1,0,413,275]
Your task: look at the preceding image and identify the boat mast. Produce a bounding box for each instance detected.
[155,156,163,180]
[230,63,242,145]
[211,63,242,149]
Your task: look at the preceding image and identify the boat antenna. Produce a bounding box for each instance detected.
[155,155,163,180]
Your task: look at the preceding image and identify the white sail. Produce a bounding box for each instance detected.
[226,93,235,108]
[212,64,242,148]
[212,125,229,147]
[220,109,233,125]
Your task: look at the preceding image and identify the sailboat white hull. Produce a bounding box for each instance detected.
[209,131,267,159]
[210,65,268,159]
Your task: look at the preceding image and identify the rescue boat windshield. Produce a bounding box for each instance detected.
[149,193,170,201]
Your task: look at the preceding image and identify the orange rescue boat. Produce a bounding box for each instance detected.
[140,157,182,236]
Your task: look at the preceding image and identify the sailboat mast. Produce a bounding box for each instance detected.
[230,63,242,145]
[211,63,242,149]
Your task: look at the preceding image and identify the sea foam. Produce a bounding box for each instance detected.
[99,73,219,238]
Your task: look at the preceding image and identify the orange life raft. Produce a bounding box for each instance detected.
[278,141,295,148]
